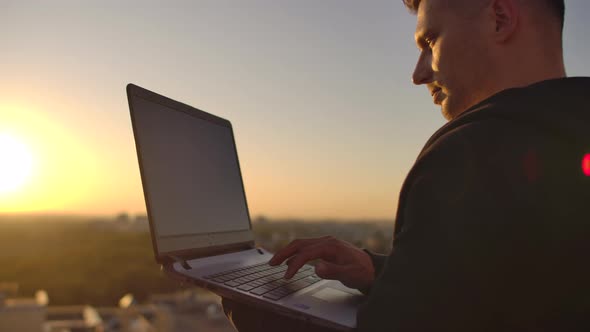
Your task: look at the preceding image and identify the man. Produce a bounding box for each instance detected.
[223,0,590,330]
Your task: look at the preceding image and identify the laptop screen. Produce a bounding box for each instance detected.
[129,88,253,258]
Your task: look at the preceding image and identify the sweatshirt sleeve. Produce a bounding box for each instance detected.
[356,125,540,331]
[359,249,389,295]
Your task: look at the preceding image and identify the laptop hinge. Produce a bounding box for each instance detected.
[169,255,192,270]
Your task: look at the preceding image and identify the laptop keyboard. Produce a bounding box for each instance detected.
[204,262,322,300]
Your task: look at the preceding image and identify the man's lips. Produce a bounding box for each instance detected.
[431,88,444,105]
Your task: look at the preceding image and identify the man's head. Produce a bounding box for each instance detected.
[406,0,566,120]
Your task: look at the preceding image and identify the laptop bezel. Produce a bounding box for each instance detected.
[126,83,255,265]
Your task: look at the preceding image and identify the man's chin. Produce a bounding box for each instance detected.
[440,100,454,121]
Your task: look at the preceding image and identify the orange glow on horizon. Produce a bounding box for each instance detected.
[0,98,400,220]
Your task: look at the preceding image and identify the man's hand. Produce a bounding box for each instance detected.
[268,236,375,290]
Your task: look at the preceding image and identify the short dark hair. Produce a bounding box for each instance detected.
[402,0,565,30]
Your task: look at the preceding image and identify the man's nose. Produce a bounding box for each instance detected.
[412,52,433,85]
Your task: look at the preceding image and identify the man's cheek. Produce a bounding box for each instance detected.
[431,50,441,72]
[434,45,454,77]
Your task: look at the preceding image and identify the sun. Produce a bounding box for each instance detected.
[0,133,34,194]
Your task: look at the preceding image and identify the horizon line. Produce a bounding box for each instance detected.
[0,211,395,223]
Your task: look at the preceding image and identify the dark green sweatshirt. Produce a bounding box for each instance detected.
[357,77,590,332]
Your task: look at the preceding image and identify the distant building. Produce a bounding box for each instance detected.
[44,305,103,332]
[97,304,172,332]
[0,293,46,332]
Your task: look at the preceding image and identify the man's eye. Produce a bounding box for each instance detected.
[425,38,436,48]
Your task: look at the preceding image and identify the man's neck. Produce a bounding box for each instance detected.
[492,54,567,97]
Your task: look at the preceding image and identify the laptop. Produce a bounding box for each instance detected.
[126,84,364,330]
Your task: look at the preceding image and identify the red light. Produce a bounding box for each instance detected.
[583,154,590,176]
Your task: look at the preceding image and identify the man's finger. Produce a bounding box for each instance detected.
[268,239,304,266]
[283,244,336,279]
[269,237,329,265]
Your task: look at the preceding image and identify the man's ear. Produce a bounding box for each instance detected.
[490,0,519,42]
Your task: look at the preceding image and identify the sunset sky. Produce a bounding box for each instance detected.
[1,0,589,220]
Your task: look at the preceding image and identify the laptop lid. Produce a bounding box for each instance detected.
[126,84,254,264]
